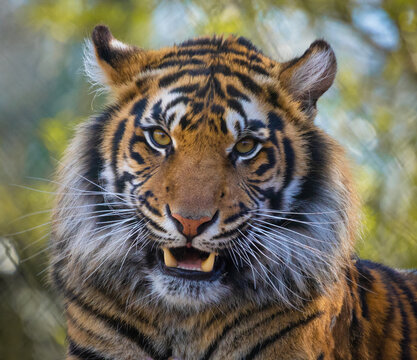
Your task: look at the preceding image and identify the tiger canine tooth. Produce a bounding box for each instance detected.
[201,253,216,272]
[162,247,177,268]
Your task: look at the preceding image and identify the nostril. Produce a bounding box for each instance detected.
[166,205,218,239]
[166,205,184,234]
[171,213,211,239]
[195,211,219,236]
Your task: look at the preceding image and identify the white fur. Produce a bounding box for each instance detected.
[110,38,129,51]
[83,39,109,94]
[290,48,335,97]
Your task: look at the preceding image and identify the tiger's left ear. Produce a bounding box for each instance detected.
[84,25,147,92]
[279,40,336,117]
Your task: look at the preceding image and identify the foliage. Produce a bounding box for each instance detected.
[0,0,416,358]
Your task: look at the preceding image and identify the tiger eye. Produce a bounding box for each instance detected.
[235,138,257,155]
[151,129,171,147]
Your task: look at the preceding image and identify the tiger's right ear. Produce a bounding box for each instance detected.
[84,25,147,91]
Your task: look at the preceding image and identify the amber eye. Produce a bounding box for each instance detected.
[235,137,257,156]
[150,128,171,147]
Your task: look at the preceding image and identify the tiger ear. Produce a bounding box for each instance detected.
[84,25,146,91]
[279,40,336,117]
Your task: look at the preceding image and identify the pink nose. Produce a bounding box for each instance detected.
[171,213,212,239]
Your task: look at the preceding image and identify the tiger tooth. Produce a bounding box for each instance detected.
[201,253,216,272]
[162,247,177,268]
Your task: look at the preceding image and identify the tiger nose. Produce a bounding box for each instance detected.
[170,212,217,240]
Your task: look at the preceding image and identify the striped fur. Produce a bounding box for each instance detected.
[51,25,417,359]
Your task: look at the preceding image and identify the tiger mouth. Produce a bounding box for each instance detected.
[157,246,226,281]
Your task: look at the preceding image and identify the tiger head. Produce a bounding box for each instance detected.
[52,25,358,310]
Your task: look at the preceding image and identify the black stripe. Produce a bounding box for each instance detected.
[68,339,108,360]
[231,59,269,76]
[158,58,205,69]
[267,111,284,149]
[359,261,414,360]
[201,304,282,360]
[375,280,395,360]
[234,72,261,94]
[223,202,249,224]
[267,112,284,131]
[138,195,161,217]
[188,117,204,131]
[259,186,282,210]
[209,64,232,76]
[67,312,107,342]
[159,70,188,88]
[254,147,276,176]
[359,261,417,318]
[220,117,228,135]
[159,67,261,99]
[236,36,261,53]
[170,83,200,94]
[355,261,375,320]
[317,353,324,360]
[53,270,168,360]
[212,76,225,98]
[211,104,225,115]
[227,98,247,121]
[129,135,145,165]
[159,68,213,88]
[226,84,250,102]
[212,222,247,240]
[247,119,265,131]
[191,101,204,114]
[179,115,190,130]
[295,130,330,202]
[350,309,362,360]
[142,214,168,233]
[195,80,211,99]
[151,100,163,123]
[112,119,127,192]
[178,37,219,47]
[244,312,323,360]
[167,47,261,61]
[85,106,119,193]
[164,96,190,113]
[399,297,412,360]
[208,119,218,133]
[167,112,177,128]
[282,138,295,188]
[245,183,262,204]
[131,98,148,127]
[139,190,161,216]
[266,87,280,108]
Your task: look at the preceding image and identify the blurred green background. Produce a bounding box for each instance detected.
[0,0,416,358]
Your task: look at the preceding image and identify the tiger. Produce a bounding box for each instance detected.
[50,25,417,360]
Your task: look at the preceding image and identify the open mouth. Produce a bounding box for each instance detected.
[157,247,226,281]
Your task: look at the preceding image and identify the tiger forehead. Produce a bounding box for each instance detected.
[151,35,273,74]
[133,79,271,141]
[125,36,282,140]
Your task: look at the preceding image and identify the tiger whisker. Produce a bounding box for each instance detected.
[238,229,308,307]
[252,218,335,244]
[251,211,343,227]
[249,208,345,216]
[249,222,341,262]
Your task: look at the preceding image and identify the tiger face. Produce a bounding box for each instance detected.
[52,26,357,310]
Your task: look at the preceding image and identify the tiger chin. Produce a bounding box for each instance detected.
[51,25,417,360]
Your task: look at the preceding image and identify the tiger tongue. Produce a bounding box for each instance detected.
[177,254,203,271]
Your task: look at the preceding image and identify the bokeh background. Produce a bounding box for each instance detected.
[1,0,416,358]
